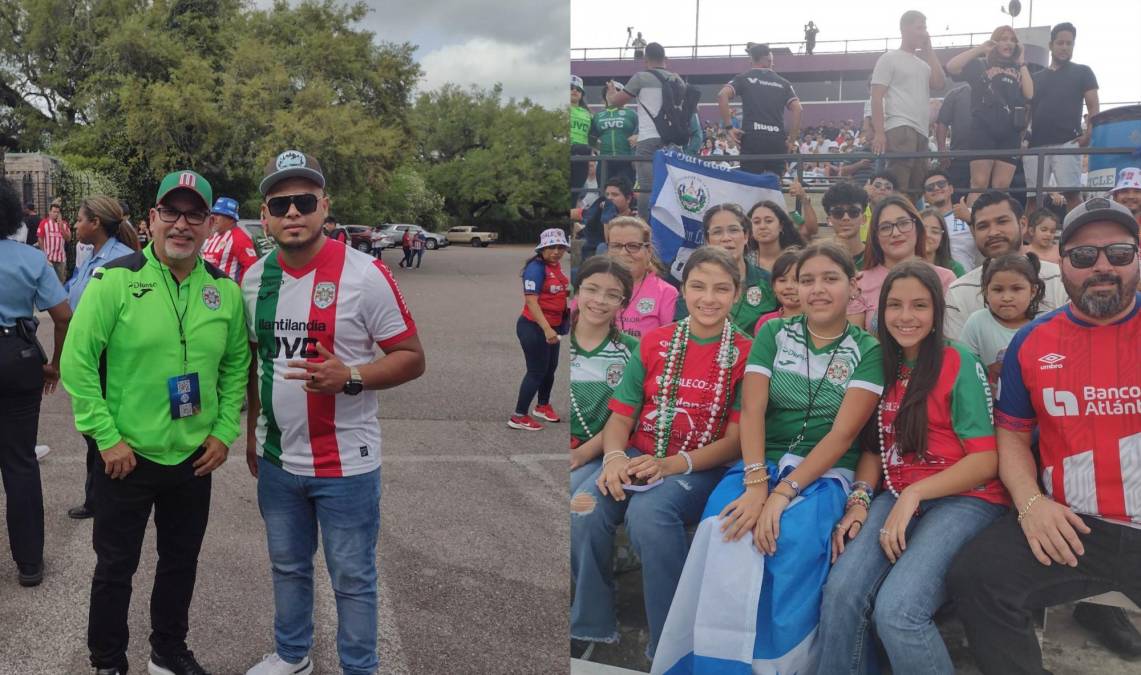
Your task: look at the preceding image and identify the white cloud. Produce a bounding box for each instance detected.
[418,38,566,109]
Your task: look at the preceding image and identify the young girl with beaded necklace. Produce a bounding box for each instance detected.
[569,256,637,493]
[570,247,753,662]
[818,261,1008,675]
[654,243,883,674]
[675,204,778,335]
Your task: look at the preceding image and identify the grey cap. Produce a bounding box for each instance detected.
[1059,196,1139,249]
[259,150,326,196]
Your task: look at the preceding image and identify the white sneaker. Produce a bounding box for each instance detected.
[245,653,313,675]
[35,445,51,461]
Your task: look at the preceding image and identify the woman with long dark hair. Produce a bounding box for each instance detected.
[745,200,806,272]
[675,204,778,335]
[848,195,956,331]
[819,261,1007,674]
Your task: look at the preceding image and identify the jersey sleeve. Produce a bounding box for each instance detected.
[35,256,67,310]
[848,335,884,394]
[745,318,780,377]
[608,341,647,419]
[726,74,742,97]
[60,268,124,451]
[785,80,799,105]
[659,283,679,326]
[210,281,252,446]
[994,324,1036,432]
[522,260,545,295]
[949,344,997,453]
[364,260,418,349]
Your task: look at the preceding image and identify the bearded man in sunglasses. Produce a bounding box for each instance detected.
[61,170,250,675]
[948,197,1141,674]
[943,190,1068,339]
[240,151,425,675]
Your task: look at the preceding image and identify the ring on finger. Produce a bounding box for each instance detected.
[879,528,889,536]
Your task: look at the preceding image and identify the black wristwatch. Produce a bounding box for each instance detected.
[343,366,364,395]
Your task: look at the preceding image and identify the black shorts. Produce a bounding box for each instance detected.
[740,133,787,177]
[969,119,1020,166]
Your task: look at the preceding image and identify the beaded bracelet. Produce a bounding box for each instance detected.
[846,490,871,511]
[743,476,768,487]
[850,480,874,495]
[743,462,766,475]
[678,450,694,476]
[1017,492,1044,524]
[602,451,628,467]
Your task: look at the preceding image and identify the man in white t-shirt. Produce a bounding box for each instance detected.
[922,168,977,269]
[241,150,426,675]
[870,10,946,200]
[606,42,685,217]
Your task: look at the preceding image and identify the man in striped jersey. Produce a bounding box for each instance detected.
[37,202,72,282]
[201,197,259,283]
[242,150,425,675]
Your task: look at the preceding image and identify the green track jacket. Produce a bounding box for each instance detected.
[61,244,250,464]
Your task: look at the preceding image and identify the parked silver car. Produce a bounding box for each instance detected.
[376,224,448,250]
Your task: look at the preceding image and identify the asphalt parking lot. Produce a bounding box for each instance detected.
[0,243,570,674]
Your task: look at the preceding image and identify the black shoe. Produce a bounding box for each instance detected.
[1073,602,1141,660]
[570,639,596,661]
[148,650,210,675]
[17,562,42,587]
[68,504,95,519]
[95,669,122,675]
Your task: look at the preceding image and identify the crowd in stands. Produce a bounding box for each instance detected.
[566,11,1141,675]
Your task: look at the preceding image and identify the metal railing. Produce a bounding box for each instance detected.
[572,32,993,61]
[571,145,1138,210]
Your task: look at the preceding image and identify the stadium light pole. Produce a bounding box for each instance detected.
[694,0,700,58]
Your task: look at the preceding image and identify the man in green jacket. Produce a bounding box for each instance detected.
[61,169,249,675]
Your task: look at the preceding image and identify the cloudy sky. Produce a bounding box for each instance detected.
[572,0,1141,106]
[348,0,568,108]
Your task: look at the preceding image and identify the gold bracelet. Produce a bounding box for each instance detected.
[1017,492,1044,524]
[743,476,769,487]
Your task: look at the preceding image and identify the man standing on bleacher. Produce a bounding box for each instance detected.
[948,198,1141,673]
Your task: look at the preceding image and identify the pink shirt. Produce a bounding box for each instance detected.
[618,272,678,338]
[848,263,956,332]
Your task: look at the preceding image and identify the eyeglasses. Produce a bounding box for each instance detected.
[877,218,916,236]
[924,179,949,192]
[707,225,745,238]
[1060,243,1138,269]
[578,285,626,306]
[266,193,320,218]
[155,206,208,226]
[609,242,650,254]
[829,206,863,220]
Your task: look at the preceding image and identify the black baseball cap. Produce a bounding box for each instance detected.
[1059,197,1139,249]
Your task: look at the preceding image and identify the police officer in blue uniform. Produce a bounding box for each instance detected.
[0,178,72,587]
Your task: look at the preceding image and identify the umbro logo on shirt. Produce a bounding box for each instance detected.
[1038,353,1065,370]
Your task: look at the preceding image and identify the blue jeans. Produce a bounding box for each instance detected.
[569,456,602,495]
[818,492,1006,675]
[257,458,382,675]
[569,449,725,657]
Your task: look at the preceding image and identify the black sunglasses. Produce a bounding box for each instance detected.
[1060,243,1138,269]
[924,179,949,192]
[829,206,863,220]
[266,193,320,218]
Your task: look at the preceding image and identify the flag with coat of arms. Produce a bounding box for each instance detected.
[647,149,783,285]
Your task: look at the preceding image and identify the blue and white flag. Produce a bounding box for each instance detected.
[652,456,851,675]
[648,149,783,285]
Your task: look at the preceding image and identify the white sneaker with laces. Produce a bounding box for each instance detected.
[245,653,313,675]
[35,445,51,461]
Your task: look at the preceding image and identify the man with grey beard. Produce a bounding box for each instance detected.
[948,197,1141,673]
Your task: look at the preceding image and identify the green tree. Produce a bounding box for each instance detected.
[413,84,568,223]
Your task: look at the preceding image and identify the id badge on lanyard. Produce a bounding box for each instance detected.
[163,272,201,420]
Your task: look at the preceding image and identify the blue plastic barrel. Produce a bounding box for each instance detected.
[1088,105,1141,190]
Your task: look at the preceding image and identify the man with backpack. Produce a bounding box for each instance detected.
[605,42,700,218]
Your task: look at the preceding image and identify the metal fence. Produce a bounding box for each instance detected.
[571,145,1138,210]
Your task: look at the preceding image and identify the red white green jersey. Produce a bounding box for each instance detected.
[609,322,751,457]
[746,315,883,470]
[242,239,416,477]
[880,343,1008,505]
[570,331,639,444]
